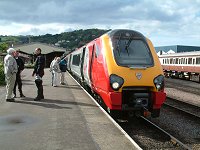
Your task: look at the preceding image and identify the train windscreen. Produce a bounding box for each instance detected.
[110,31,154,68]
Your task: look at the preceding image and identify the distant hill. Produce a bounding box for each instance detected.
[0,29,110,51]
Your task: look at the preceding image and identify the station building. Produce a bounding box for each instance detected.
[13,42,69,67]
[155,45,200,55]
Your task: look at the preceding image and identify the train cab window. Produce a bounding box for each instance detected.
[196,57,200,64]
[72,54,81,66]
[112,38,153,67]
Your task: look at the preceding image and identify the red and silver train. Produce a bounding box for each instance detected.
[159,51,200,82]
[66,29,166,118]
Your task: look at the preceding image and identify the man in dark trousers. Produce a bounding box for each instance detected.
[13,50,25,98]
[32,48,45,101]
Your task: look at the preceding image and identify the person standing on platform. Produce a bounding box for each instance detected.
[59,56,67,85]
[49,56,57,86]
[32,48,45,101]
[13,50,25,98]
[4,48,18,102]
[51,57,61,87]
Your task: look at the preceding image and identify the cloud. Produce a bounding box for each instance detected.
[0,0,200,46]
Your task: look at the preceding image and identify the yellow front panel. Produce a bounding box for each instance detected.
[102,34,163,92]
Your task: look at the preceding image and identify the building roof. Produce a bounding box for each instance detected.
[159,50,200,58]
[155,45,200,53]
[13,42,66,55]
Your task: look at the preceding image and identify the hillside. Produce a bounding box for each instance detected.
[0,29,110,52]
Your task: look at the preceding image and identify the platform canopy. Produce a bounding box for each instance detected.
[13,42,66,55]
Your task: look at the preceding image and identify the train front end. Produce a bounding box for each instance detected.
[103,29,166,118]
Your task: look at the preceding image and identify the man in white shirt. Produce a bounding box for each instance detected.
[4,48,18,102]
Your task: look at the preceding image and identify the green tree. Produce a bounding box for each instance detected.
[0,42,8,53]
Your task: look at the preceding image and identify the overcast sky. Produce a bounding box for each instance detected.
[0,0,200,46]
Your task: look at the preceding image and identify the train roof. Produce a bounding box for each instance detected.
[107,29,146,40]
[159,51,200,58]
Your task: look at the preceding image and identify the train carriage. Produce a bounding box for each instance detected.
[67,29,166,118]
[159,51,200,82]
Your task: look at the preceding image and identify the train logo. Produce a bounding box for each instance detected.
[136,72,142,80]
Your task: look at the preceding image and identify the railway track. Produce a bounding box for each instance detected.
[119,116,192,150]
[164,97,200,119]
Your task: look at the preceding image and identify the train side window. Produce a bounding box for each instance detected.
[175,58,178,64]
[170,58,173,64]
[72,54,81,66]
[188,58,192,64]
[196,57,200,64]
[95,43,100,58]
[193,59,195,64]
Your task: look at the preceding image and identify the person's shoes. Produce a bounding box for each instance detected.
[20,94,25,97]
[13,95,16,98]
[6,98,15,102]
[41,95,44,99]
[34,97,41,101]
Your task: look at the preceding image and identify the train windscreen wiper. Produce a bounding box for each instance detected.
[116,33,122,56]
[125,35,132,56]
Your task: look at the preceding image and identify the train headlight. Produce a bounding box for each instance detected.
[154,75,164,91]
[110,74,124,91]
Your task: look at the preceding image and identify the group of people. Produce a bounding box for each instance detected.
[4,47,45,102]
[49,56,67,87]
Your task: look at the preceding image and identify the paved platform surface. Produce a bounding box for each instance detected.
[0,69,139,150]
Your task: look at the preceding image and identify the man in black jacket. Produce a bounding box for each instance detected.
[32,48,45,101]
[13,50,25,98]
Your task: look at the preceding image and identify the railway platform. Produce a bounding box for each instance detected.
[0,69,140,150]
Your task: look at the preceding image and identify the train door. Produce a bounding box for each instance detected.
[80,47,86,82]
[89,45,95,87]
[68,54,72,72]
[90,42,103,91]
